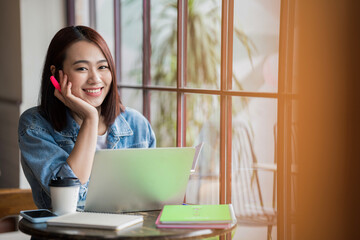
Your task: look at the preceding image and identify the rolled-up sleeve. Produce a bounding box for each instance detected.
[18,113,85,209]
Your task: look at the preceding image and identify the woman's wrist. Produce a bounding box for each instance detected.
[71,107,99,126]
[82,113,99,129]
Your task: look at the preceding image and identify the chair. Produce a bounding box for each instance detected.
[233,121,297,240]
[231,120,277,240]
[188,118,277,239]
[191,119,297,240]
[0,188,37,233]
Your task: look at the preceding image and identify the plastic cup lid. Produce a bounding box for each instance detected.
[49,177,81,187]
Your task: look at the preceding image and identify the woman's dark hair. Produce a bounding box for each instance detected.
[39,25,125,131]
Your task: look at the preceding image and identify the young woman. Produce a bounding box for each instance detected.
[18,26,156,210]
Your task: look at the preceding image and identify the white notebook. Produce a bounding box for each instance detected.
[47,212,143,231]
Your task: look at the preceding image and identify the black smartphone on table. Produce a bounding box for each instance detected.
[20,209,58,223]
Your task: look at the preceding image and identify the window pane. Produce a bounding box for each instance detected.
[185,93,220,204]
[149,91,177,147]
[120,88,142,113]
[121,1,143,85]
[75,0,90,26]
[96,0,115,58]
[150,0,177,87]
[186,0,222,89]
[232,0,280,92]
[232,96,277,239]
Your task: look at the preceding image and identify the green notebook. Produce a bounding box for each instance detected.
[159,204,235,224]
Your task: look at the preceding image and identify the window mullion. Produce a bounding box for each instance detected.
[226,0,234,206]
[89,0,96,29]
[278,0,296,239]
[220,0,229,205]
[176,0,187,147]
[142,0,151,121]
[66,0,75,26]
[114,0,121,88]
[219,0,234,208]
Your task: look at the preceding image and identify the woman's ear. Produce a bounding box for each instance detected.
[50,65,56,76]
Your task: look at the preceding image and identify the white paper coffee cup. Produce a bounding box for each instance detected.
[49,177,81,215]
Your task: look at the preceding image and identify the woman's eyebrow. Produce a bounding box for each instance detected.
[72,60,89,65]
[72,59,107,65]
[97,59,108,64]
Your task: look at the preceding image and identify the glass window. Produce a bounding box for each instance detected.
[74,0,90,26]
[70,1,291,239]
[231,96,277,239]
[120,88,142,113]
[150,0,178,87]
[232,97,277,211]
[185,94,220,205]
[96,0,115,57]
[186,0,222,90]
[149,90,177,147]
[121,0,143,85]
[232,0,281,92]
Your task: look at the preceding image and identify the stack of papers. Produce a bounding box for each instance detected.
[155,204,237,229]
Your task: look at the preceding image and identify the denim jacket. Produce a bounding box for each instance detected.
[18,106,156,210]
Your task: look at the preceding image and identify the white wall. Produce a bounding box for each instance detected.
[20,0,66,114]
[18,0,66,188]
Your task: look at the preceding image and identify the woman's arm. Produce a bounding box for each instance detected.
[66,117,98,184]
[54,71,99,184]
[18,109,87,209]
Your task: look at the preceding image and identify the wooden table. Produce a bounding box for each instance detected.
[19,210,237,239]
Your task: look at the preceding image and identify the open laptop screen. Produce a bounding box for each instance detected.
[84,147,196,213]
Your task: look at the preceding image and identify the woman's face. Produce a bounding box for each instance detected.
[62,40,112,109]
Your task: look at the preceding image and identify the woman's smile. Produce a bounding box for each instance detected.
[83,87,104,96]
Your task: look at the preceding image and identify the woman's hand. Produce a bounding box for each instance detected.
[54,70,98,121]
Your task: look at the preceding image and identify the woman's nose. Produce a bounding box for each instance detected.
[87,69,101,84]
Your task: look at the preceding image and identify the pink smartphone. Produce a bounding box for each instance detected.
[50,76,61,92]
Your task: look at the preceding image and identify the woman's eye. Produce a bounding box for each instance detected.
[99,65,109,70]
[76,67,87,71]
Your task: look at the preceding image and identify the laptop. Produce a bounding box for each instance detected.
[84,145,202,213]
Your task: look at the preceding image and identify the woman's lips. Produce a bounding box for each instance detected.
[83,87,103,96]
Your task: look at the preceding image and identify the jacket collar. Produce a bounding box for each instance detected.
[108,112,133,137]
[107,113,133,149]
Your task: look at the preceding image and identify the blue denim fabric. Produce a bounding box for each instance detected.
[18,106,156,210]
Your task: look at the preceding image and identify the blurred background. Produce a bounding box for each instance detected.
[0,0,359,240]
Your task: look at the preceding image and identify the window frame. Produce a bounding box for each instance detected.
[66,0,296,238]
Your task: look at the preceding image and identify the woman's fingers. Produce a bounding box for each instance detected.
[65,81,73,98]
[59,70,67,93]
[54,88,65,104]
[54,70,71,104]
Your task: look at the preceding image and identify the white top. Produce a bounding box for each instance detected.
[96,131,108,150]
